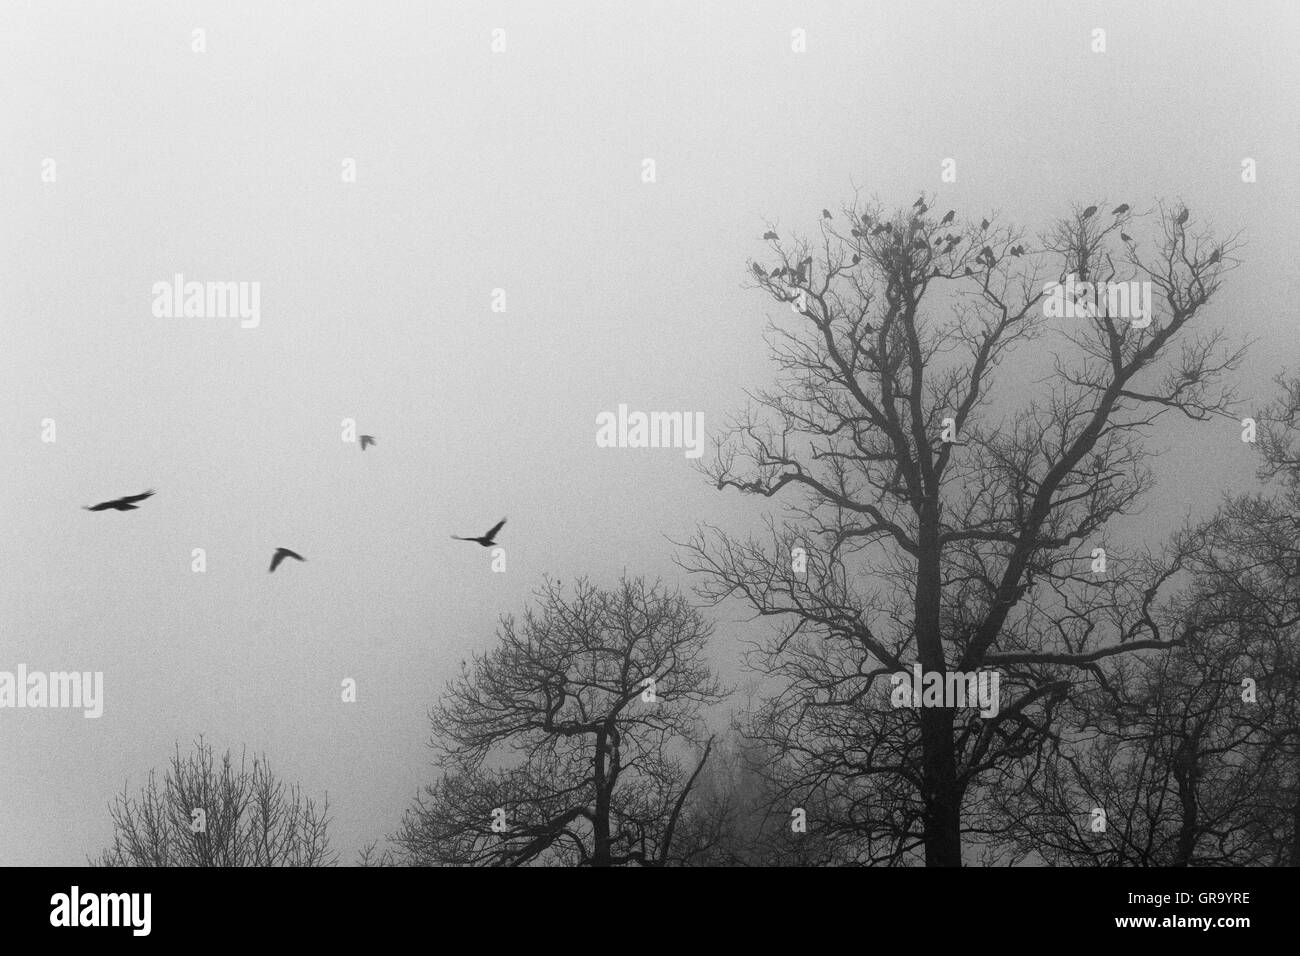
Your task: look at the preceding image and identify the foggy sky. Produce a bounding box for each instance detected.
[2,0,1296,865]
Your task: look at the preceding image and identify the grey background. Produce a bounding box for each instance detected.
[1,0,1295,865]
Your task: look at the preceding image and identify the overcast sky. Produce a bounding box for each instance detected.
[2,0,1297,865]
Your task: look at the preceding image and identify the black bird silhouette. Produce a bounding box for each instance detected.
[822,208,832,219]
[1010,245,1023,257]
[940,210,955,224]
[1082,205,1098,219]
[269,548,305,573]
[84,490,155,512]
[979,218,989,231]
[913,196,926,209]
[1112,203,1130,215]
[752,262,766,276]
[1121,232,1133,243]
[1176,208,1189,226]
[851,253,860,265]
[452,518,506,548]
[359,435,377,451]
[1208,248,1221,265]
[762,230,779,240]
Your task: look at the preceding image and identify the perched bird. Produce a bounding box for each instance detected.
[763,230,779,240]
[850,227,861,238]
[452,518,507,548]
[913,196,926,209]
[359,435,377,451]
[1121,232,1133,243]
[851,254,861,265]
[1208,248,1221,265]
[979,218,989,231]
[1082,205,1098,219]
[1176,208,1189,226]
[1010,245,1023,257]
[269,548,306,573]
[752,262,766,276]
[980,245,995,262]
[964,266,974,275]
[84,490,155,512]
[940,210,955,225]
[1112,203,1130,215]
[822,208,832,219]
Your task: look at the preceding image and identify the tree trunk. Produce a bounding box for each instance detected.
[916,510,962,866]
[591,729,611,866]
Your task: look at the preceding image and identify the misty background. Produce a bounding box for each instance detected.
[2,0,1296,865]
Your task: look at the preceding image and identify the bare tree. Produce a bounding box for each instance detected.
[391,576,725,866]
[95,737,337,866]
[682,196,1245,864]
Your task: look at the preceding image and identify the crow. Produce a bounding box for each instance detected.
[762,230,779,240]
[1208,248,1221,265]
[940,210,955,225]
[84,490,155,512]
[360,435,377,451]
[1121,232,1133,243]
[453,518,506,548]
[1082,205,1098,219]
[1112,203,1130,215]
[822,208,832,219]
[851,254,860,265]
[979,218,989,231]
[1176,207,1189,226]
[269,548,306,573]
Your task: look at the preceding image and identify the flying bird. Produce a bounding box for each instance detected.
[452,518,507,548]
[269,548,306,573]
[1082,205,1098,219]
[1112,204,1130,215]
[1176,208,1189,226]
[359,435,377,451]
[940,210,955,225]
[762,230,779,240]
[84,490,155,512]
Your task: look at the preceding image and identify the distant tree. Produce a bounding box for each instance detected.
[684,196,1244,865]
[996,375,1300,866]
[392,576,725,866]
[95,737,336,866]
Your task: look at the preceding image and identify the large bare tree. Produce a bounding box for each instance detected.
[392,576,724,866]
[683,196,1245,864]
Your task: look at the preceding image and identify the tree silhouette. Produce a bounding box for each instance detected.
[94,737,336,866]
[683,196,1245,864]
[391,576,725,866]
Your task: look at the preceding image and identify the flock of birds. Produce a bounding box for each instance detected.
[759,200,1172,270]
[82,437,507,572]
